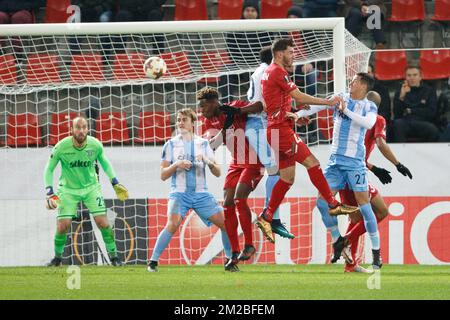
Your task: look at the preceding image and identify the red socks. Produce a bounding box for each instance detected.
[266,179,292,222]
[345,215,384,245]
[235,198,253,246]
[223,205,240,253]
[307,165,338,207]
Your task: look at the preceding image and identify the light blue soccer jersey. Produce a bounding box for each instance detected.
[161,134,215,193]
[331,93,378,164]
[247,62,268,119]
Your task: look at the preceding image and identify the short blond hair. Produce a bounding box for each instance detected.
[177,108,197,123]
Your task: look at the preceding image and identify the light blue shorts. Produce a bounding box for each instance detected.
[245,115,277,169]
[167,192,223,227]
[324,154,368,192]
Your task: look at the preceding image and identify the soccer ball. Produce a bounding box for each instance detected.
[143,56,167,80]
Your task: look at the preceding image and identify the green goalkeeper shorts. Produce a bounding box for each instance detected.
[56,184,107,220]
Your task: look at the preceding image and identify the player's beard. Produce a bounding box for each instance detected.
[73,133,87,145]
[283,56,293,69]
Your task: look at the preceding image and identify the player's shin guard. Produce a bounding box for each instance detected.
[235,199,253,246]
[54,233,67,257]
[266,179,292,222]
[265,174,281,220]
[316,198,340,242]
[224,205,240,253]
[100,226,118,257]
[221,229,232,259]
[150,228,174,262]
[308,165,338,207]
[359,203,380,250]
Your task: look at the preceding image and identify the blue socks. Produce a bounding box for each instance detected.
[150,228,174,262]
[221,229,232,259]
[360,203,380,250]
[316,198,340,242]
[265,174,280,220]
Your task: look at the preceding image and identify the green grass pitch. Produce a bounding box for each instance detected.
[1,265,449,300]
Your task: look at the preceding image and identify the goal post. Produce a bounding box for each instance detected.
[0,18,371,266]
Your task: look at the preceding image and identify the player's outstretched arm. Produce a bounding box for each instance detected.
[339,100,377,129]
[290,88,339,108]
[375,137,413,179]
[219,101,263,116]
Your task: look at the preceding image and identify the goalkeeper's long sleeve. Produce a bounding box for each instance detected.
[97,147,117,182]
[43,152,60,188]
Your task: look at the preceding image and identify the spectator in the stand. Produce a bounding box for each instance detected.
[344,1,387,49]
[302,0,339,18]
[0,0,43,24]
[393,66,439,142]
[221,0,272,102]
[286,5,318,96]
[437,89,450,142]
[71,0,115,23]
[115,0,166,22]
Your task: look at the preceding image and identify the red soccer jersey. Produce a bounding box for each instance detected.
[261,63,298,128]
[203,100,262,169]
[365,115,387,161]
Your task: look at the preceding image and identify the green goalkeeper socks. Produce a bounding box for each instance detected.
[54,233,67,258]
[100,226,117,258]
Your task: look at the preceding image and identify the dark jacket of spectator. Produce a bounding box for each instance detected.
[393,84,437,122]
[116,0,166,22]
[373,80,391,121]
[0,0,44,13]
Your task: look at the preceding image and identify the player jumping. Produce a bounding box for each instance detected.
[257,38,359,244]
[44,116,129,267]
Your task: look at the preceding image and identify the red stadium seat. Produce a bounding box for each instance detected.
[70,54,105,83]
[198,50,232,83]
[135,112,172,144]
[217,0,244,20]
[112,53,147,81]
[388,0,425,22]
[26,54,61,84]
[160,52,192,79]
[48,112,80,145]
[0,54,17,85]
[374,50,408,81]
[7,113,42,147]
[420,49,450,80]
[261,0,293,19]
[431,0,450,21]
[95,112,130,144]
[174,0,208,20]
[45,0,71,23]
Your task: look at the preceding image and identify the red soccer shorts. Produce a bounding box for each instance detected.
[223,164,263,190]
[339,183,379,206]
[267,126,312,170]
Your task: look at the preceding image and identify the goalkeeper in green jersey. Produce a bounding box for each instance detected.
[43,116,129,266]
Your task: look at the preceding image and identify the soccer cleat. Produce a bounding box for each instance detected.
[345,263,374,274]
[341,241,354,265]
[256,210,275,244]
[330,236,345,263]
[329,203,360,216]
[110,256,123,267]
[238,244,256,261]
[224,252,240,272]
[372,249,383,270]
[271,220,295,239]
[46,256,62,267]
[147,260,158,272]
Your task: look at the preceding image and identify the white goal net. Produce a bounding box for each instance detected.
[0,19,370,266]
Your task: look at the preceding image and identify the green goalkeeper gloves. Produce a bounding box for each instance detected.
[112,178,129,201]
